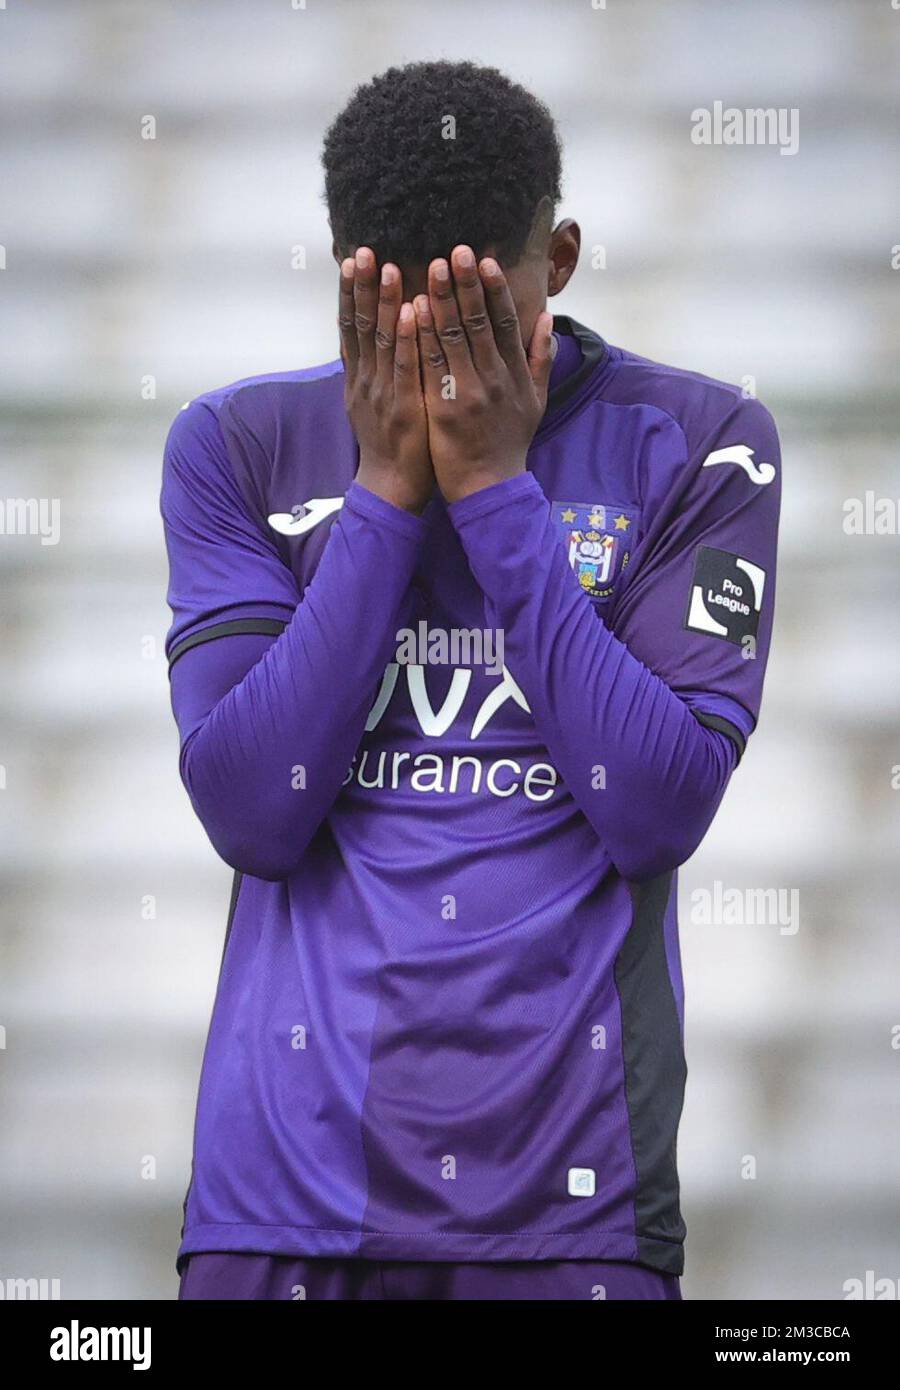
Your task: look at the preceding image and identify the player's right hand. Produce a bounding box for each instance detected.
[339,247,434,515]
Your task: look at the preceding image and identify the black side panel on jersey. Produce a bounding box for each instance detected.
[221,871,243,966]
[614,873,687,1274]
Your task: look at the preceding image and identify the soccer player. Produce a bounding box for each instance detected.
[163,61,779,1301]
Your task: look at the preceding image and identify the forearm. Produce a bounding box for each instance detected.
[450,473,737,879]
[175,483,425,879]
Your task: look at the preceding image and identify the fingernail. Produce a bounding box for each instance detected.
[399,302,413,324]
[433,260,449,281]
[381,264,398,286]
[414,295,431,318]
[455,246,475,268]
[355,247,372,269]
[480,258,500,277]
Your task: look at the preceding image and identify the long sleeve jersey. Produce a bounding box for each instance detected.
[161,317,780,1273]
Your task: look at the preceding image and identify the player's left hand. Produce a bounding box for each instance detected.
[414,246,554,504]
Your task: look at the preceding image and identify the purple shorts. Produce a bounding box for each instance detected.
[179,1253,681,1301]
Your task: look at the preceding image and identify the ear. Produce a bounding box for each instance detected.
[547,219,581,297]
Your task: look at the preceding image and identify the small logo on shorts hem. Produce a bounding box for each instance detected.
[567,1166,597,1197]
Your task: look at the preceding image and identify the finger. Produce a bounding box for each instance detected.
[427,258,475,381]
[353,246,378,372]
[414,293,447,397]
[375,262,402,388]
[394,300,421,393]
[527,310,555,405]
[479,257,529,379]
[338,257,358,378]
[450,245,500,372]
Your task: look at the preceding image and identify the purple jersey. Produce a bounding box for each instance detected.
[161,318,780,1274]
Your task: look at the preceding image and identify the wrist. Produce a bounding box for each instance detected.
[439,459,527,505]
[356,457,432,515]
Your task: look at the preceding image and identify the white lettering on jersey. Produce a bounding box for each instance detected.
[469,666,530,740]
[353,665,552,802]
[365,663,531,741]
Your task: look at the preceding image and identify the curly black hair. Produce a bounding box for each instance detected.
[322,60,562,266]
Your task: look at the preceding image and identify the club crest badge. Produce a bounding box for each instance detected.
[553,501,636,602]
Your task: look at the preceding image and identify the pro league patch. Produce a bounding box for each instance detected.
[684,545,766,646]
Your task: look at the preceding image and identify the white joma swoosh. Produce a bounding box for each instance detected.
[268,496,345,536]
[702,444,776,486]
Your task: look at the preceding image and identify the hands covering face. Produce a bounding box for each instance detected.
[339,245,554,512]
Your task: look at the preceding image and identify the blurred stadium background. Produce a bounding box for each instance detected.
[0,0,898,1300]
